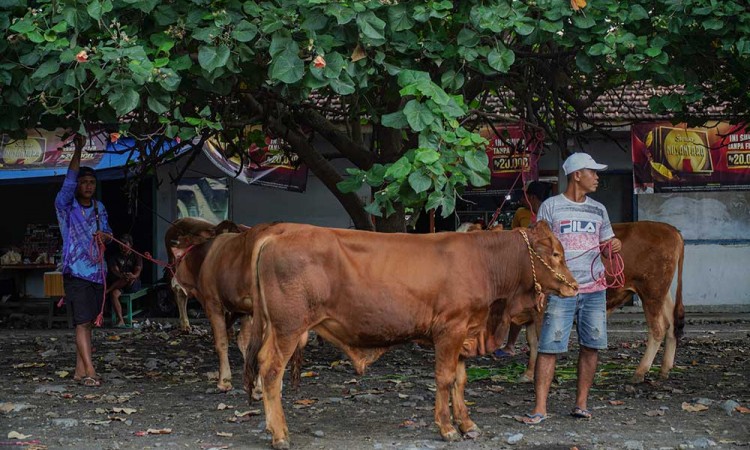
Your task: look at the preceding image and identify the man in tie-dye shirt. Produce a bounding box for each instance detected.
[55,142,112,387]
[520,153,622,425]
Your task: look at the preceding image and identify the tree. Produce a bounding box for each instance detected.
[2,0,749,231]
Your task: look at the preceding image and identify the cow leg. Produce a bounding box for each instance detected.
[433,335,462,442]
[632,294,670,383]
[204,300,232,391]
[519,322,539,383]
[658,294,677,380]
[237,315,263,401]
[175,287,191,332]
[258,331,298,449]
[451,359,479,436]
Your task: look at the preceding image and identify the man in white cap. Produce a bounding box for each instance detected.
[518,152,622,424]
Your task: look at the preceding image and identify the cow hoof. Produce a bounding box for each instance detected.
[517,373,534,383]
[251,389,263,401]
[462,424,481,439]
[442,429,462,442]
[658,372,670,381]
[217,382,233,392]
[630,374,645,384]
[272,439,290,449]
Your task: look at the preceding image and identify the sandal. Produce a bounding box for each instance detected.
[79,376,102,387]
[514,413,547,425]
[492,348,514,359]
[571,407,592,419]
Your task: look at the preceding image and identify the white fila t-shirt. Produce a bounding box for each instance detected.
[537,194,615,293]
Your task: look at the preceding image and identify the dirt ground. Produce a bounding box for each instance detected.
[1,309,748,450]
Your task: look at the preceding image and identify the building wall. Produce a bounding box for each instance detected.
[154,146,362,263]
[638,191,750,306]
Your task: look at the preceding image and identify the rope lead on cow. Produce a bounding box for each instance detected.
[518,229,577,299]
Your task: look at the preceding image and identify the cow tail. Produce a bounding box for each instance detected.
[673,233,686,342]
[290,346,303,390]
[243,238,271,403]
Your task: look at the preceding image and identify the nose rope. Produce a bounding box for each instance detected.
[518,229,578,293]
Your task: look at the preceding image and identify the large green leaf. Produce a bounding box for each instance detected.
[198,45,230,73]
[232,20,258,42]
[408,170,432,193]
[109,88,140,116]
[381,111,408,129]
[403,99,435,132]
[464,149,489,172]
[487,46,515,73]
[31,60,60,79]
[270,47,304,84]
[357,11,386,45]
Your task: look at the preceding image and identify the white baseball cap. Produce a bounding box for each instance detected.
[562,153,608,176]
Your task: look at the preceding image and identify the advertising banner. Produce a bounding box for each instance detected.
[466,124,542,195]
[632,122,750,193]
[0,129,180,181]
[203,127,308,193]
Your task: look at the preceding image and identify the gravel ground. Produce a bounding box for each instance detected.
[0,310,748,450]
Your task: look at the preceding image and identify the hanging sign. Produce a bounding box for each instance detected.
[632,122,750,193]
[203,127,308,193]
[466,124,542,195]
[0,129,180,180]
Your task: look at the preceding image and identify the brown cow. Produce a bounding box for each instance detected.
[500,221,685,384]
[243,221,578,449]
[172,222,303,394]
[164,217,219,331]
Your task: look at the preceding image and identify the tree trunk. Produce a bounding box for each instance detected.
[373,201,407,233]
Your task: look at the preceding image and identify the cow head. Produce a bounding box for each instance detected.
[523,221,578,301]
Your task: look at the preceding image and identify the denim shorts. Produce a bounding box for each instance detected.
[537,290,607,353]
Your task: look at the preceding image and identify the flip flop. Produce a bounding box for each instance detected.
[79,376,102,387]
[492,348,514,359]
[514,413,547,425]
[571,407,592,419]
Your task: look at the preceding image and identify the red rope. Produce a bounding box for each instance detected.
[566,241,625,289]
[107,235,175,276]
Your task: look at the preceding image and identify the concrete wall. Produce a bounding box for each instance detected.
[638,191,750,306]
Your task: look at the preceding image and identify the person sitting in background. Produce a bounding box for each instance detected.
[511,181,552,229]
[106,234,143,327]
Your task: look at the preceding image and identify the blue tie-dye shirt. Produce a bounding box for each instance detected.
[55,169,112,284]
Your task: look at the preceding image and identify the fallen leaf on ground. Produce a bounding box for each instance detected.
[399,419,417,428]
[148,428,172,435]
[216,431,233,437]
[13,362,45,369]
[623,419,637,425]
[344,378,358,384]
[681,402,709,412]
[217,403,233,410]
[736,406,750,414]
[398,393,409,399]
[294,399,316,407]
[609,400,625,405]
[205,371,219,381]
[644,409,665,416]
[8,431,32,439]
[55,371,69,378]
[300,371,318,378]
[234,409,261,417]
[0,403,15,413]
[112,407,137,415]
[106,335,121,341]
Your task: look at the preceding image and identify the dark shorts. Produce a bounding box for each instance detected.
[106,277,142,293]
[64,275,104,325]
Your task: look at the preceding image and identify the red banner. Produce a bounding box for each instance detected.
[632,122,750,193]
[467,124,542,195]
